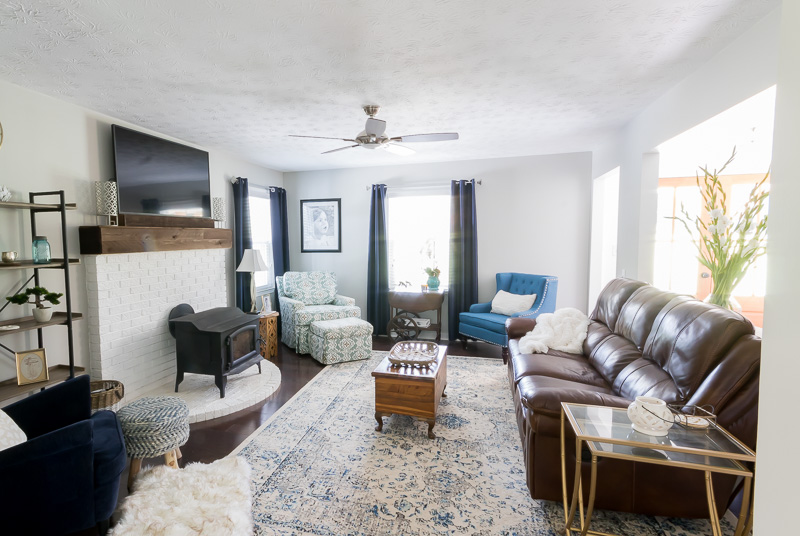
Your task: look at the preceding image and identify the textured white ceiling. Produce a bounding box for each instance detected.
[0,0,778,172]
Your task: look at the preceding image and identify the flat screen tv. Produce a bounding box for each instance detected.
[112,125,211,218]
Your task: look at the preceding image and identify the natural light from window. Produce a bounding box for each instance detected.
[654,86,774,327]
[249,190,273,290]
[387,195,450,290]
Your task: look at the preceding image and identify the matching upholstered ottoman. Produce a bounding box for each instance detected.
[118,396,190,489]
[310,317,373,364]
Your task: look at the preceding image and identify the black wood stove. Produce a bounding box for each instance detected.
[168,305,262,398]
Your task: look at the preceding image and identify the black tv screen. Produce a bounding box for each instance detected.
[112,125,211,218]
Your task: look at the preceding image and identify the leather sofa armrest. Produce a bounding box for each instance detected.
[520,387,632,421]
[468,301,492,313]
[333,294,356,306]
[506,317,537,340]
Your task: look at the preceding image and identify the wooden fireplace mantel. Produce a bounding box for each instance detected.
[79,225,232,255]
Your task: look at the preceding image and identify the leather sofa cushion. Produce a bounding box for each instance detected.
[643,297,755,401]
[509,349,607,388]
[590,279,647,330]
[517,375,629,419]
[582,321,612,356]
[586,334,643,386]
[614,286,680,350]
[460,311,508,334]
[613,358,682,403]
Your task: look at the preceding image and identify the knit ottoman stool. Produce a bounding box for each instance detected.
[310,317,374,365]
[118,396,190,489]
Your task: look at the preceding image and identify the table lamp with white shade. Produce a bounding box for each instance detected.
[236,248,270,312]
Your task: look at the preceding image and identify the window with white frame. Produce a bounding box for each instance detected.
[248,187,274,291]
[386,194,450,290]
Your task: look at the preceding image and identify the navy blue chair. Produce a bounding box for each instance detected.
[459,273,558,362]
[0,375,126,535]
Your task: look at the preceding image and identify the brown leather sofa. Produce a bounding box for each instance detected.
[505,278,760,518]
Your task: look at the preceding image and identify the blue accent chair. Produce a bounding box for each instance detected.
[0,375,126,535]
[458,273,558,362]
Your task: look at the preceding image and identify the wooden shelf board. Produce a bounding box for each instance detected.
[79,225,232,254]
[0,365,86,404]
[0,313,83,338]
[0,201,77,211]
[0,258,81,270]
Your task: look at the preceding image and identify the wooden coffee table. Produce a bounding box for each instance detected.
[372,344,447,439]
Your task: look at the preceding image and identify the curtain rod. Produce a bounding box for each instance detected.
[364,180,482,191]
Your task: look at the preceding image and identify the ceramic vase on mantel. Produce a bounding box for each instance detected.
[427,275,440,291]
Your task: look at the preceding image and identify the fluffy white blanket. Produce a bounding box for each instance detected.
[518,308,590,354]
[110,456,252,536]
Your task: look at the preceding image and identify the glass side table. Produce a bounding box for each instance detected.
[560,402,756,536]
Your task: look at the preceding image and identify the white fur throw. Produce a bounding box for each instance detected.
[518,308,590,354]
[110,456,252,536]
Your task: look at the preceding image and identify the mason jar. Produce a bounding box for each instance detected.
[32,236,51,264]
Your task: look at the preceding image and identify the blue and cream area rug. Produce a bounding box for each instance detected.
[233,352,734,535]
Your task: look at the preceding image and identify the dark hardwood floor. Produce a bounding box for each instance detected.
[181,336,501,464]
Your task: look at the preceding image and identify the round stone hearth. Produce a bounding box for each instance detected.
[137,361,281,423]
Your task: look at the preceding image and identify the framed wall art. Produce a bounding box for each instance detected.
[300,198,341,253]
[15,348,49,386]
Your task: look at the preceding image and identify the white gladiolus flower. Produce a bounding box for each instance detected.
[718,215,733,228]
[707,224,718,235]
[719,235,728,247]
[709,208,724,219]
[744,238,760,254]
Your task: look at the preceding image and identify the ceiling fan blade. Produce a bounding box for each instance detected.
[289,135,357,142]
[383,143,415,156]
[390,133,459,143]
[321,144,360,154]
[365,118,386,136]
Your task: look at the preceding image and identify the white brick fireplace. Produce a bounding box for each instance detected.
[84,249,228,401]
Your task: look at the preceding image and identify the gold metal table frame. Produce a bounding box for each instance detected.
[559,402,755,536]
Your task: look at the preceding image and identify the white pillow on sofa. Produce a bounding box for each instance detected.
[0,410,26,452]
[491,290,537,316]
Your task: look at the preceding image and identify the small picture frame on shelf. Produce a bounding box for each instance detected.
[15,348,49,386]
[259,294,272,314]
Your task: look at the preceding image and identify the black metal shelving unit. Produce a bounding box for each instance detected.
[0,191,83,402]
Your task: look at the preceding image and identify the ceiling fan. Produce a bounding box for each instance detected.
[289,105,458,155]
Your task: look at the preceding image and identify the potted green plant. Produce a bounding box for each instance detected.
[669,148,769,311]
[6,286,63,322]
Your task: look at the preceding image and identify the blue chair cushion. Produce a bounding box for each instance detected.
[90,411,126,485]
[90,410,126,522]
[459,312,508,334]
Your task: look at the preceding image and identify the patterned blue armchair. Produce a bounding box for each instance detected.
[459,273,558,362]
[276,271,361,355]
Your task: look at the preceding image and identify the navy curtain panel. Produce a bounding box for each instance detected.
[232,177,253,312]
[269,186,290,336]
[448,179,479,341]
[269,186,291,277]
[367,184,390,335]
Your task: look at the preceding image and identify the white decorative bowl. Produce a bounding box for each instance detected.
[627,396,675,436]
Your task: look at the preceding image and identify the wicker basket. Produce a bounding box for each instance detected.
[90,380,124,413]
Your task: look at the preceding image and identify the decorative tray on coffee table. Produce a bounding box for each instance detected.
[388,341,439,367]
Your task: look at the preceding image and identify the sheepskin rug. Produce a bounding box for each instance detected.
[110,456,252,536]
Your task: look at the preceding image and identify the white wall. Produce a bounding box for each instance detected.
[0,79,281,386]
[754,1,800,531]
[593,8,781,281]
[284,152,593,337]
